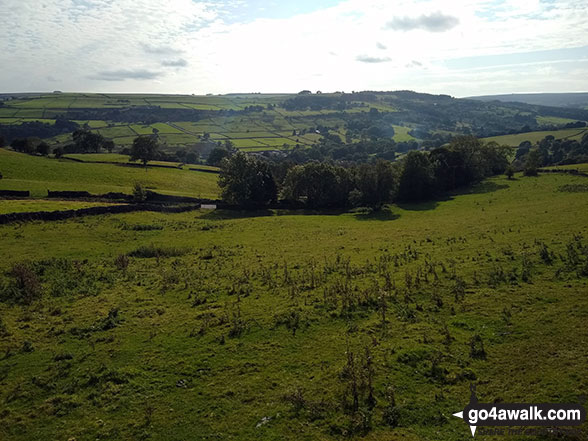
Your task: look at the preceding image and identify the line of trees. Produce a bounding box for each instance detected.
[219,136,511,208]
[514,133,588,168]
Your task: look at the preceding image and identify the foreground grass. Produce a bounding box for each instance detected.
[0,172,587,441]
[0,149,220,198]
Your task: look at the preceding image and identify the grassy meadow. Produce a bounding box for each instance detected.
[0,148,219,198]
[482,127,588,146]
[0,168,587,440]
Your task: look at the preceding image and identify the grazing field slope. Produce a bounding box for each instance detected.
[0,148,220,198]
[0,170,587,441]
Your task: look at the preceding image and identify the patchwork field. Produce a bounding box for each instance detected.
[0,169,587,440]
[0,93,456,152]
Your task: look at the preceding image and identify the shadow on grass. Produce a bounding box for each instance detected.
[396,197,448,211]
[201,180,510,219]
[454,181,510,195]
[398,181,510,211]
[200,209,275,220]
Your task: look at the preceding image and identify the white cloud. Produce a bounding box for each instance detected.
[1,0,587,95]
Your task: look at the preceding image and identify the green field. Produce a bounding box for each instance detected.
[545,163,588,172]
[483,128,588,146]
[0,148,219,198]
[0,166,587,440]
[392,125,416,142]
[535,115,582,126]
[62,153,217,169]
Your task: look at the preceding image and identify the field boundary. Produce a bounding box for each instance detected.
[538,168,588,177]
[0,203,202,225]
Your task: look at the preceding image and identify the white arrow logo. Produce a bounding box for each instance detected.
[453,411,477,436]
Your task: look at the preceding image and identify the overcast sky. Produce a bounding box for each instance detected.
[1,0,587,96]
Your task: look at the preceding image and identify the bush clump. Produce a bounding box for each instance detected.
[1,262,43,304]
[129,244,190,258]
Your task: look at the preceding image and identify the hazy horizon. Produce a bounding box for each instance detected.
[2,0,588,97]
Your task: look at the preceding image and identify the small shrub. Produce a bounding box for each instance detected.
[283,388,307,415]
[22,340,34,353]
[54,352,74,361]
[129,224,163,231]
[538,242,553,265]
[132,182,147,202]
[1,262,43,304]
[558,184,588,193]
[469,334,487,360]
[114,254,130,271]
[129,244,189,258]
[273,308,306,336]
[0,317,9,336]
[99,308,122,331]
[382,386,400,427]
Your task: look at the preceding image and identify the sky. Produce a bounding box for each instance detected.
[1,0,588,97]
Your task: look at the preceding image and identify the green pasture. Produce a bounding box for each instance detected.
[0,148,219,198]
[483,128,588,146]
[0,171,586,440]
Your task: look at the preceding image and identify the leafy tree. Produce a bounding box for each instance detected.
[186,151,199,164]
[282,162,353,208]
[36,142,50,156]
[397,151,435,202]
[132,182,147,202]
[176,149,187,161]
[354,160,398,209]
[523,149,541,176]
[104,140,115,153]
[72,129,106,152]
[130,136,160,166]
[219,152,277,206]
[53,147,64,158]
[11,138,35,154]
[0,135,5,147]
[505,164,515,180]
[207,147,230,166]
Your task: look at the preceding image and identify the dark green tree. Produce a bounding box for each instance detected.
[72,129,105,152]
[186,151,199,164]
[36,142,50,156]
[523,149,541,176]
[130,136,160,166]
[397,151,435,202]
[104,140,115,153]
[354,160,398,209]
[207,147,230,166]
[218,152,277,206]
[282,162,353,208]
[53,147,64,158]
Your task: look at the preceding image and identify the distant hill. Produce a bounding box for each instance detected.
[467,92,588,109]
[3,91,588,153]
